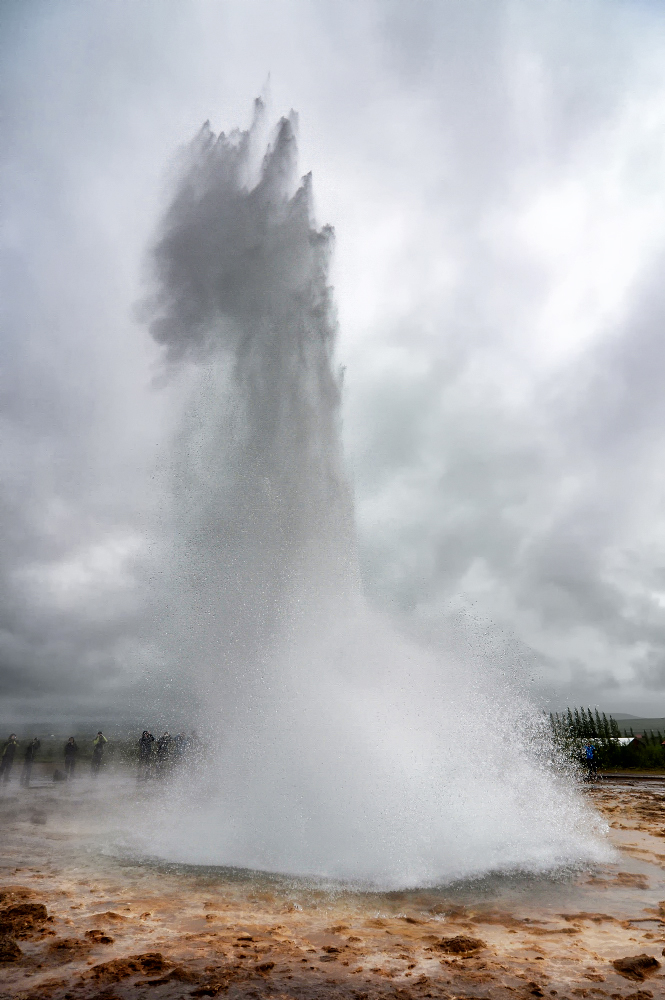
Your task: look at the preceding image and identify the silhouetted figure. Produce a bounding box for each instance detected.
[20,738,41,788]
[156,732,172,776]
[64,737,78,779]
[584,743,597,780]
[0,734,18,784]
[138,731,155,781]
[91,731,107,777]
[173,733,185,759]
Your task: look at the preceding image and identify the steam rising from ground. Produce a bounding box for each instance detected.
[140,105,609,887]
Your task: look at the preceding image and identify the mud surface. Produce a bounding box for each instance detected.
[2,775,665,998]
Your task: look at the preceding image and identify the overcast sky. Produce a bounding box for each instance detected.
[3,0,665,722]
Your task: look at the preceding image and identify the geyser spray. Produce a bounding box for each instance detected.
[140,103,608,888]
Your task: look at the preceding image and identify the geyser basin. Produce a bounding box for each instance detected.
[3,778,662,1000]
[140,103,610,887]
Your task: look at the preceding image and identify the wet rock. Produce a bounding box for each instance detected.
[436,935,486,954]
[191,984,227,997]
[90,951,170,981]
[170,965,200,982]
[48,936,92,959]
[91,910,126,921]
[256,961,274,972]
[560,911,618,923]
[137,965,201,987]
[135,952,169,973]
[0,902,48,938]
[623,991,654,1000]
[615,872,649,889]
[0,935,22,962]
[612,953,661,980]
[85,929,114,944]
[0,886,35,905]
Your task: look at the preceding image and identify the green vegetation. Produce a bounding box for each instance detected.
[549,707,665,770]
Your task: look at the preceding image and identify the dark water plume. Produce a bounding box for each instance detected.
[147,101,358,715]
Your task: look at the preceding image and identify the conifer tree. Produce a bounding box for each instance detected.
[594,709,603,738]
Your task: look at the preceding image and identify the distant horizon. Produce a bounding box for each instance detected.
[4,709,665,739]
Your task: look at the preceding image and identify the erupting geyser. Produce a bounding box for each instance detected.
[140,102,609,887]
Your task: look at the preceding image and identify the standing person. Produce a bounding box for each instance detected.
[64,737,78,779]
[156,732,172,777]
[0,734,19,784]
[172,733,185,761]
[137,731,155,781]
[91,731,107,777]
[584,743,597,780]
[20,738,41,788]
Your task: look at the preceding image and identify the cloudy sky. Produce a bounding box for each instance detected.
[3,0,665,721]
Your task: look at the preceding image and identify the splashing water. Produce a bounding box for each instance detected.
[140,103,609,888]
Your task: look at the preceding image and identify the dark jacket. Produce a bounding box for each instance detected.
[64,740,78,759]
[24,739,40,762]
[138,733,155,759]
[2,738,18,762]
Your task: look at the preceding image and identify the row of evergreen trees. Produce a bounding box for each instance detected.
[549,707,621,742]
[549,707,665,770]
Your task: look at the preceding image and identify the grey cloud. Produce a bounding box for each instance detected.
[3,0,665,723]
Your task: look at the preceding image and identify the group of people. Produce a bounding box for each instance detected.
[1,728,196,787]
[0,731,108,787]
[63,732,108,779]
[137,730,195,779]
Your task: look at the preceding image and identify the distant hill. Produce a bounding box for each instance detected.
[615,718,665,735]
[609,713,639,720]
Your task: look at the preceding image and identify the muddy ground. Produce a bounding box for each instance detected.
[2,775,665,999]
